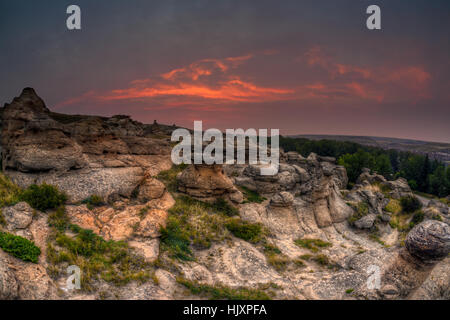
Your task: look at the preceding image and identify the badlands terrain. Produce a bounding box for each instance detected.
[0,88,448,300]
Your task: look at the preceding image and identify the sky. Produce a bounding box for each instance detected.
[1,0,449,142]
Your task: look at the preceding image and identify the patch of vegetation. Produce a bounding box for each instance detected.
[225,219,264,243]
[0,209,6,227]
[369,233,387,247]
[20,183,67,211]
[0,173,22,208]
[240,186,266,204]
[157,164,188,192]
[384,199,402,214]
[293,259,306,267]
[82,195,105,210]
[160,213,194,261]
[263,243,289,272]
[280,136,450,198]
[346,288,354,294]
[299,254,313,261]
[411,211,425,226]
[210,198,239,217]
[400,196,422,213]
[348,201,369,225]
[47,206,70,232]
[0,231,41,263]
[160,195,237,260]
[47,225,151,290]
[373,182,392,197]
[313,254,331,266]
[176,277,272,300]
[294,238,332,253]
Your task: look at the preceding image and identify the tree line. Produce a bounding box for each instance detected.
[279,137,450,198]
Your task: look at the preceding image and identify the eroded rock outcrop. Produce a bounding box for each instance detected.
[177,164,243,204]
[379,221,450,299]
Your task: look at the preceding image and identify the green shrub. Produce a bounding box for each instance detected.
[210,198,239,217]
[0,173,22,208]
[225,219,263,243]
[176,277,272,300]
[162,195,233,254]
[313,254,330,266]
[0,232,41,263]
[48,225,150,289]
[263,243,289,271]
[384,199,401,214]
[47,206,70,232]
[411,211,425,226]
[0,209,6,227]
[240,186,266,204]
[294,238,332,253]
[20,184,67,211]
[82,195,104,210]
[400,196,422,213]
[160,214,194,261]
[348,202,369,225]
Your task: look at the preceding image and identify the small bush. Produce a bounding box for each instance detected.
[47,206,70,232]
[163,195,233,253]
[346,288,354,294]
[294,238,332,253]
[82,195,104,210]
[348,201,369,225]
[240,186,266,204]
[0,173,22,208]
[411,211,425,226]
[0,232,41,263]
[400,196,422,213]
[225,219,263,243]
[20,184,67,211]
[313,254,330,266]
[299,254,313,260]
[157,164,188,192]
[210,198,239,217]
[48,225,150,289]
[0,209,6,227]
[263,243,289,271]
[384,199,401,214]
[176,277,272,300]
[160,214,194,261]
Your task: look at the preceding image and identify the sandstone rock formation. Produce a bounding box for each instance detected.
[1,88,173,203]
[177,164,243,204]
[0,88,449,301]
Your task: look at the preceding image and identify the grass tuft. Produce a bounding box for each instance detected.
[294,238,332,253]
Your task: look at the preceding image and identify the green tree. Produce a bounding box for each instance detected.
[428,166,447,197]
[374,154,393,177]
[338,149,375,183]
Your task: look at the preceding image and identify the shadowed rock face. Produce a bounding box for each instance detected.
[405,220,450,262]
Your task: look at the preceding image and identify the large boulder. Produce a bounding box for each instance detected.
[405,220,450,262]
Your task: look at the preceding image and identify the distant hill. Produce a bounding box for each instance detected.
[290,134,450,165]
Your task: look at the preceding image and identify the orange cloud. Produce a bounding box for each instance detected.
[56,48,432,110]
[302,46,431,102]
